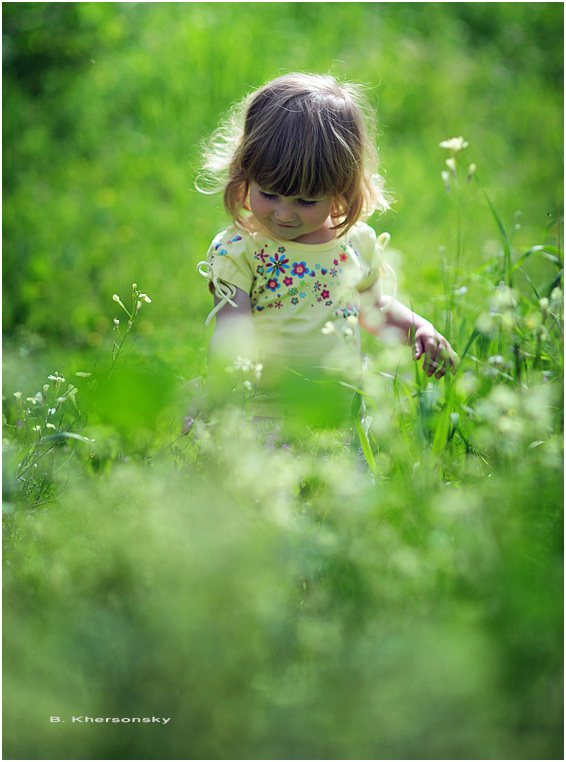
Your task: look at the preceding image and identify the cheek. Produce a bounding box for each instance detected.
[250,196,271,218]
[305,203,331,225]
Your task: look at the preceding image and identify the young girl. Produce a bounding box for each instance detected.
[185,73,456,435]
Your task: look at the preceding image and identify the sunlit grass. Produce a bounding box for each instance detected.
[3,3,563,760]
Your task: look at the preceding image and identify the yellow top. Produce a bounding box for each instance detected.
[201,221,390,423]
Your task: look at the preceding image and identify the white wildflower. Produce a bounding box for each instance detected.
[34,425,41,434]
[539,297,550,316]
[441,171,451,192]
[322,321,337,335]
[488,355,505,366]
[132,283,137,291]
[113,294,129,313]
[466,163,477,183]
[243,380,253,391]
[343,327,354,338]
[45,423,56,430]
[439,136,469,153]
[445,157,457,175]
[454,286,468,296]
[13,391,22,402]
[75,372,91,377]
[48,373,65,384]
[346,314,358,327]
[139,293,152,303]
[550,287,563,308]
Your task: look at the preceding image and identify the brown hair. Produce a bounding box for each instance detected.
[198,73,390,236]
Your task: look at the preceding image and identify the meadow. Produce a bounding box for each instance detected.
[3,3,564,760]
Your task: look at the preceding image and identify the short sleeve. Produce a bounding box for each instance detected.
[206,226,255,294]
[347,223,387,292]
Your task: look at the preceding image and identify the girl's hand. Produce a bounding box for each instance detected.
[413,324,458,378]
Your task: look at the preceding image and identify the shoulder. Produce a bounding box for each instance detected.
[208,225,255,257]
[346,221,377,249]
[345,222,378,264]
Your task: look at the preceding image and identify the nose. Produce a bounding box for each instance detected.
[273,200,296,222]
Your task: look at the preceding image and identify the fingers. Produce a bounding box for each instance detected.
[420,337,458,378]
[423,336,443,377]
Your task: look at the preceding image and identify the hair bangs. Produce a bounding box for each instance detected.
[242,103,357,200]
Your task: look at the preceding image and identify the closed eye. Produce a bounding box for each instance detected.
[297,199,318,207]
[259,191,278,200]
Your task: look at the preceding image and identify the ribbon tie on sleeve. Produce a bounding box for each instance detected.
[197,261,239,326]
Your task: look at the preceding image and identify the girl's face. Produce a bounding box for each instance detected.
[249,182,334,243]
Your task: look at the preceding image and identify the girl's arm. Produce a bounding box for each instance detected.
[207,287,254,369]
[360,286,457,378]
[183,287,253,434]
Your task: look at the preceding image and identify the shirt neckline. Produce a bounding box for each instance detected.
[259,231,345,252]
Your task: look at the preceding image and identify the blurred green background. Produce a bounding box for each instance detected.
[3,3,563,760]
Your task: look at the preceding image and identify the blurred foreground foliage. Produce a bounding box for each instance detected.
[3,3,564,760]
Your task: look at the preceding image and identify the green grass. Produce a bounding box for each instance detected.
[3,3,563,760]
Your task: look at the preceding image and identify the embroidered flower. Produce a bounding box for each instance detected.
[274,300,283,309]
[266,278,279,292]
[256,265,265,276]
[330,268,338,277]
[313,281,322,292]
[290,297,299,305]
[339,252,348,262]
[300,292,306,298]
[288,287,298,295]
[325,300,333,306]
[284,276,293,286]
[278,246,286,253]
[333,259,339,266]
[309,270,316,276]
[267,253,290,276]
[230,235,242,243]
[256,248,270,263]
[321,268,328,275]
[321,289,330,300]
[291,261,309,278]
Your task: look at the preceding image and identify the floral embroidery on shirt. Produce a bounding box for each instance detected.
[291,261,310,278]
[267,253,290,276]
[215,229,372,318]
